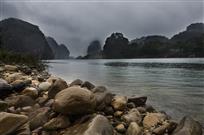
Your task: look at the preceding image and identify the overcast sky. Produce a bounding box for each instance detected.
[1,0,204,56]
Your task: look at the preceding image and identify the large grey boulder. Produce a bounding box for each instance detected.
[53,87,96,115]
[172,116,202,135]
[63,115,113,135]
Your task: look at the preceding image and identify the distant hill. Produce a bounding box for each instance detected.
[46,37,70,59]
[82,23,203,59]
[0,18,54,59]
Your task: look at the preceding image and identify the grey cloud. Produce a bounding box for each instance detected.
[1,0,204,56]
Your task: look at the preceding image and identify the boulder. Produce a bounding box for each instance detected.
[5,73,24,83]
[53,87,96,115]
[29,107,50,130]
[0,112,29,135]
[0,100,8,111]
[122,108,142,124]
[48,78,68,99]
[152,121,177,135]
[43,115,70,130]
[21,87,38,98]
[115,123,126,133]
[69,79,83,86]
[0,79,12,99]
[126,122,142,135]
[172,116,202,135]
[5,95,35,107]
[38,82,52,91]
[143,113,167,129]
[93,86,113,111]
[111,95,128,111]
[128,96,147,107]
[4,65,18,71]
[63,115,113,135]
[11,79,31,92]
[81,81,95,90]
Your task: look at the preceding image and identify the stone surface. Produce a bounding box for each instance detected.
[21,87,38,98]
[93,86,113,111]
[53,87,96,115]
[122,108,142,124]
[0,112,29,135]
[43,115,70,130]
[48,78,68,99]
[111,95,128,111]
[38,82,52,91]
[63,115,113,135]
[29,107,50,130]
[152,121,177,135]
[115,123,126,133]
[143,113,167,129]
[5,95,35,107]
[128,96,147,107]
[4,65,18,71]
[69,79,83,86]
[172,116,202,135]
[126,122,142,135]
[0,79,12,99]
[0,100,8,111]
[81,81,95,90]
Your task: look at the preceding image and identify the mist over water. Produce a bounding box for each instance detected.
[47,58,204,126]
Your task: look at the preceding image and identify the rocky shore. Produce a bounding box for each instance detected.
[0,64,203,135]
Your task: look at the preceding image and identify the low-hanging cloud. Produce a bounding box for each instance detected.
[1,0,204,56]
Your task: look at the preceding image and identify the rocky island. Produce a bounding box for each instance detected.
[0,64,203,135]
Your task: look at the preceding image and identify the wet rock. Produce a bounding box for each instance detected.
[48,78,68,99]
[21,87,38,98]
[127,102,135,109]
[126,122,142,135]
[0,112,29,135]
[111,95,128,111]
[5,73,23,83]
[0,100,8,111]
[19,66,32,75]
[5,95,35,107]
[53,87,96,115]
[122,108,142,124]
[93,86,113,111]
[43,115,70,130]
[153,121,177,135]
[4,65,18,71]
[63,114,113,135]
[38,82,52,91]
[29,107,50,130]
[115,123,126,133]
[11,79,31,93]
[128,96,147,107]
[81,81,95,90]
[69,79,83,86]
[172,116,202,135]
[104,106,114,115]
[143,113,167,129]
[0,79,12,99]
[114,111,123,117]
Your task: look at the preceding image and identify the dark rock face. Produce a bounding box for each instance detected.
[103,33,129,58]
[46,37,70,59]
[87,40,101,55]
[0,18,54,59]
[170,23,204,57]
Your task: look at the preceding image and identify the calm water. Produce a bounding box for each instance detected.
[47,58,204,126]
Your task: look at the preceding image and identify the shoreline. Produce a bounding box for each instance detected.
[0,64,203,135]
